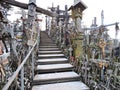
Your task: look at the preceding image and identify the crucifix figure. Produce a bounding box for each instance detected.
[98,39,106,59]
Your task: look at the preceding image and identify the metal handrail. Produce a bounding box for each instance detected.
[2,41,37,90]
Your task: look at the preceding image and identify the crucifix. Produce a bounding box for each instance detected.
[98,39,106,59]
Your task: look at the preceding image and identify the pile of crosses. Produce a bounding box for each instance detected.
[47,1,120,89]
[0,0,40,89]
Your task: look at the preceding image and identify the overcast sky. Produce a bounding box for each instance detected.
[8,0,120,39]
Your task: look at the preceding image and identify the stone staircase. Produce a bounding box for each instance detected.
[32,31,89,90]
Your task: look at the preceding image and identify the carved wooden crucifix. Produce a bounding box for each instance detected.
[98,39,106,59]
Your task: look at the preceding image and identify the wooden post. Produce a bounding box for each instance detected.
[27,0,36,47]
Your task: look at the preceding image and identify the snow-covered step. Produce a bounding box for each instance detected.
[38,54,64,57]
[36,63,74,73]
[38,50,62,54]
[39,51,62,53]
[38,54,65,59]
[39,46,58,48]
[34,71,79,81]
[39,48,60,51]
[37,58,68,64]
[37,58,68,62]
[32,81,89,90]
[33,71,80,85]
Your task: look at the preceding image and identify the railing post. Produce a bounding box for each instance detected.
[32,51,35,79]
[21,67,24,90]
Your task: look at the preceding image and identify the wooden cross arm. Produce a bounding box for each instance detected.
[1,0,57,17]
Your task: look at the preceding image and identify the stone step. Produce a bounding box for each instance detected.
[39,48,60,51]
[39,46,58,48]
[37,58,68,65]
[36,63,74,74]
[32,81,89,90]
[32,71,80,85]
[38,54,65,59]
[38,50,62,54]
[40,43,56,46]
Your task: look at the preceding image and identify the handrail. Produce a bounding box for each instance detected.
[2,41,37,90]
